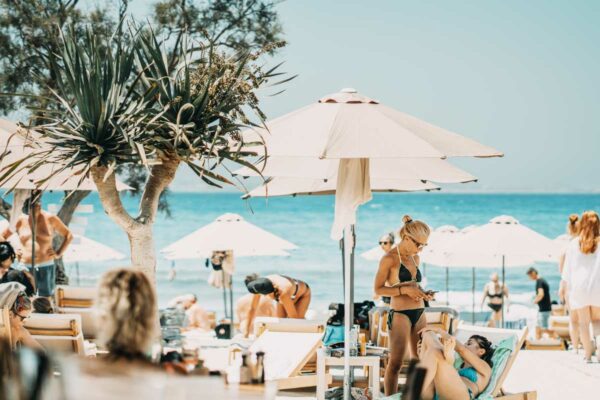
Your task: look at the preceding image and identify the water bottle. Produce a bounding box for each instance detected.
[349,324,360,356]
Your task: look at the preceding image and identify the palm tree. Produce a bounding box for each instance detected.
[0,21,288,280]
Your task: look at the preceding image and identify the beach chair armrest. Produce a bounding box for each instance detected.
[494,391,537,400]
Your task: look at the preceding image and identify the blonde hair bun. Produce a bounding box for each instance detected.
[402,215,413,224]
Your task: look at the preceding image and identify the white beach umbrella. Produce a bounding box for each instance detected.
[244,177,440,198]
[428,216,557,324]
[161,213,297,259]
[240,88,502,397]
[63,234,126,263]
[161,213,297,337]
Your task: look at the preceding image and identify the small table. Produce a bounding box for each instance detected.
[316,348,381,400]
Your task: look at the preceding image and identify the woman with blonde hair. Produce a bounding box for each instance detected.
[95,268,157,361]
[558,214,581,351]
[562,211,600,362]
[374,215,435,395]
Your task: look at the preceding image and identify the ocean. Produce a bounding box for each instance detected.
[38,192,600,317]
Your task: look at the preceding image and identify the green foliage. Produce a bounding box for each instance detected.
[0,20,291,192]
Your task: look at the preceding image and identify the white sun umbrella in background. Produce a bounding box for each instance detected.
[240,88,502,398]
[428,215,558,325]
[420,225,461,304]
[161,213,297,336]
[62,234,126,285]
[0,119,131,268]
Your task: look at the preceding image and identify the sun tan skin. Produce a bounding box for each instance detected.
[9,307,42,350]
[1,202,73,265]
[236,293,276,336]
[481,273,509,327]
[374,233,433,396]
[244,274,311,338]
[418,327,492,400]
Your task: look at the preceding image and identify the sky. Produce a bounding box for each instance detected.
[15,0,600,193]
[161,0,600,193]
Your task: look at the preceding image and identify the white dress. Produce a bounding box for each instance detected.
[562,238,600,309]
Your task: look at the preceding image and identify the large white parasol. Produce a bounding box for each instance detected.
[240,88,502,398]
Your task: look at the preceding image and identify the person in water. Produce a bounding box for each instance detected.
[480,272,509,327]
[374,215,435,396]
[243,274,311,337]
[418,327,494,400]
[1,191,73,297]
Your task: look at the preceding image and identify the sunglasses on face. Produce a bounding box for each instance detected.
[15,313,29,322]
[379,241,390,245]
[408,236,428,250]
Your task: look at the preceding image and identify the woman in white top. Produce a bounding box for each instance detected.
[558,214,581,352]
[562,211,600,362]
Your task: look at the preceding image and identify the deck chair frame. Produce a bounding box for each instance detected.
[25,314,85,355]
[55,286,94,308]
[455,323,536,400]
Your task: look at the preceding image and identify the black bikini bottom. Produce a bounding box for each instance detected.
[388,308,424,330]
[488,303,502,312]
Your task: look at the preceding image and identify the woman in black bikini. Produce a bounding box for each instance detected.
[244,274,311,337]
[480,272,509,327]
[374,215,434,396]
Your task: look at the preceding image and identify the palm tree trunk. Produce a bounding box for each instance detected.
[91,158,179,282]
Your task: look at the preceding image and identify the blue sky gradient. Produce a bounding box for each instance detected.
[55,1,600,192]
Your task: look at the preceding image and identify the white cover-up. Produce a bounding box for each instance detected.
[562,238,600,309]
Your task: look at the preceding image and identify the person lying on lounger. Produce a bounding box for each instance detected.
[418,327,494,400]
[243,274,311,337]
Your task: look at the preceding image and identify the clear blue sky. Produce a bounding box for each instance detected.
[84,1,600,192]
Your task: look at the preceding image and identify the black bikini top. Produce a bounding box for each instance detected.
[397,247,421,283]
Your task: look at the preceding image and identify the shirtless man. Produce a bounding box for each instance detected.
[1,191,73,296]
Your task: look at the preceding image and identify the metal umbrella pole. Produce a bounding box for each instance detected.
[446,267,450,306]
[501,255,506,328]
[342,225,354,400]
[472,267,475,324]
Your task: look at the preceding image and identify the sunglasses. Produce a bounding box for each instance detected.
[379,241,390,245]
[15,313,29,322]
[408,236,428,250]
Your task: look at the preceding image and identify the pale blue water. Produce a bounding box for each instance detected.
[37,192,600,316]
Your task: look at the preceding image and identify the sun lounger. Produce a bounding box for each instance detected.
[57,306,98,339]
[248,329,328,390]
[454,323,536,399]
[525,337,565,351]
[425,306,460,334]
[24,313,91,356]
[55,285,95,308]
[252,316,326,337]
[0,307,11,345]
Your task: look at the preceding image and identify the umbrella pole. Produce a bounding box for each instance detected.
[502,256,506,328]
[342,225,353,400]
[472,267,475,324]
[229,275,234,339]
[446,267,449,306]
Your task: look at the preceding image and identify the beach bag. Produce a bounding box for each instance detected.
[323,325,345,346]
[327,301,376,329]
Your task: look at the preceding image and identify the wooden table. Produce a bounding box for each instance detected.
[316,348,381,400]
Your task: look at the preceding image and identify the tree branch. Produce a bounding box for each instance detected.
[91,165,137,232]
[138,157,179,224]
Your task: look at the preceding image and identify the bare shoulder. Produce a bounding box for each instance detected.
[379,253,395,270]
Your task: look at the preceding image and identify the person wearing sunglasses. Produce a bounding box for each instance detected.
[373,215,435,396]
[374,233,395,304]
[0,282,42,350]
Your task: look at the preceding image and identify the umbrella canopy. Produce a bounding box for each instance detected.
[63,234,126,263]
[236,156,477,183]
[242,89,502,159]
[429,216,556,268]
[161,213,297,260]
[1,119,131,191]
[244,177,440,198]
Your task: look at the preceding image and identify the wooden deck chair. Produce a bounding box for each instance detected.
[547,315,570,341]
[253,316,326,337]
[0,307,11,346]
[248,329,329,390]
[58,307,98,340]
[24,313,87,355]
[454,323,536,399]
[425,306,460,334]
[55,285,95,308]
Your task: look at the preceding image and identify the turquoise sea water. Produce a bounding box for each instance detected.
[37,192,600,315]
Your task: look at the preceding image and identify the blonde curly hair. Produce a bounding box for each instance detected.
[95,268,157,359]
